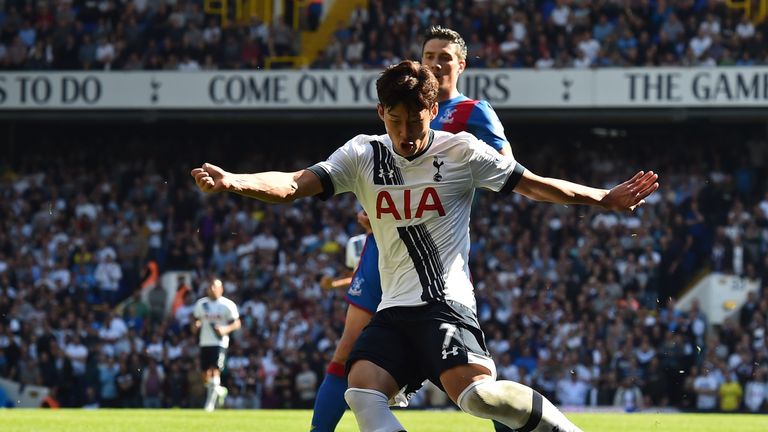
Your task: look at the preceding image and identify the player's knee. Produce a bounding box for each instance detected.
[457,380,529,421]
[344,388,405,432]
[345,387,366,410]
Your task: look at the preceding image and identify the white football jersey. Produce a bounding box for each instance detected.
[193,296,240,348]
[310,130,523,312]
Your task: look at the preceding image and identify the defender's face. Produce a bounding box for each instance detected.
[422,39,465,95]
[378,102,438,157]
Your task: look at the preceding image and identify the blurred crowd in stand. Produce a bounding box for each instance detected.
[0,123,766,412]
[1,0,767,70]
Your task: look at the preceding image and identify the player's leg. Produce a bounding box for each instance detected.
[203,347,226,411]
[346,360,405,432]
[344,309,411,432]
[214,368,229,406]
[202,366,217,411]
[312,235,381,431]
[311,304,374,432]
[214,348,228,407]
[442,364,583,432]
[415,302,581,432]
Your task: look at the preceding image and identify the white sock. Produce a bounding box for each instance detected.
[457,379,582,432]
[204,381,217,411]
[344,388,406,432]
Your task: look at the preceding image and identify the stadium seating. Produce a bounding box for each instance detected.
[0,122,766,411]
[1,0,767,70]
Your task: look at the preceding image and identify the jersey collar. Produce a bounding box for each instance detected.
[440,94,470,107]
[403,129,435,162]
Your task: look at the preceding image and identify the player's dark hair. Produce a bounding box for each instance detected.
[422,26,467,61]
[376,60,438,113]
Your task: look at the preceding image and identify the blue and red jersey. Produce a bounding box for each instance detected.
[431,94,508,152]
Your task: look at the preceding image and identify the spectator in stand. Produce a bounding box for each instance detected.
[719,372,744,412]
[2,0,767,71]
[172,275,190,315]
[693,365,720,412]
[557,372,590,407]
[141,357,165,408]
[115,357,141,408]
[614,376,644,412]
[294,361,318,409]
[744,368,767,412]
[147,282,168,329]
[95,253,122,306]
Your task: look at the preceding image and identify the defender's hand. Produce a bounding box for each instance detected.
[320,275,334,290]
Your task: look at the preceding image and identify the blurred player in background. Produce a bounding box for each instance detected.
[193,278,241,412]
[311,26,514,432]
[190,60,657,432]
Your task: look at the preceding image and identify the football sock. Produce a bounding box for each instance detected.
[457,379,582,432]
[345,388,406,432]
[204,381,217,411]
[310,362,349,432]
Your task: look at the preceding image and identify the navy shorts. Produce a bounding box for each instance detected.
[347,301,496,393]
[200,346,226,371]
[345,234,382,314]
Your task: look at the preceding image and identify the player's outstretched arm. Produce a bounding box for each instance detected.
[190,163,324,203]
[514,170,659,212]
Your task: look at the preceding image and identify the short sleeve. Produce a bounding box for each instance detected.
[467,134,525,194]
[192,301,202,319]
[468,100,508,152]
[228,299,240,320]
[308,136,363,200]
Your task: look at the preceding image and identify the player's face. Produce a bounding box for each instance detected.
[207,279,224,300]
[377,102,438,157]
[421,39,465,96]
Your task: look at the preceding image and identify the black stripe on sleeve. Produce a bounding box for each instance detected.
[307,164,335,201]
[499,163,525,195]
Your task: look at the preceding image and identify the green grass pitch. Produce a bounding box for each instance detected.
[2,409,766,431]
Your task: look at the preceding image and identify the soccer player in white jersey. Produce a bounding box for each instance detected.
[193,278,241,412]
[191,60,658,431]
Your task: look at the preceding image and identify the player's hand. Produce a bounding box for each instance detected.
[602,171,659,211]
[191,163,230,193]
[357,210,372,233]
[320,275,334,290]
[213,325,223,337]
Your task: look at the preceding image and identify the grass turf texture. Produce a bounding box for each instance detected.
[2,409,766,431]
